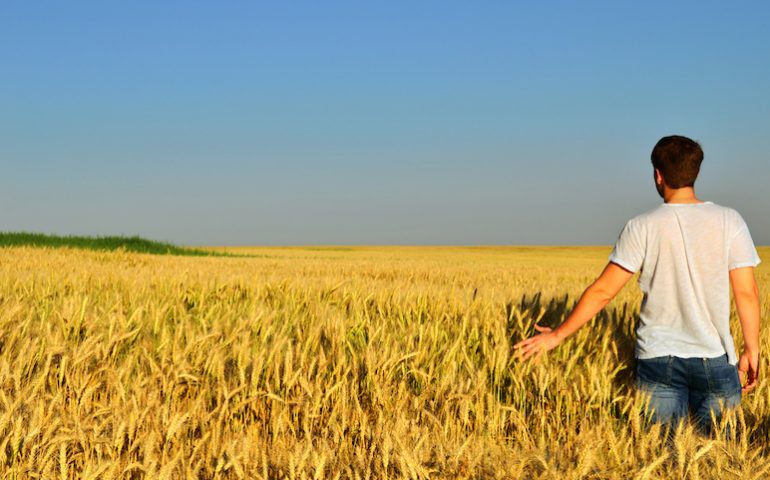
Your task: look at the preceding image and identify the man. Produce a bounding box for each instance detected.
[514,135,762,434]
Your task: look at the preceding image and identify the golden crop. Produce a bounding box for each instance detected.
[0,245,768,479]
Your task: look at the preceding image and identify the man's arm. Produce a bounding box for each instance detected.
[514,261,635,361]
[730,266,761,392]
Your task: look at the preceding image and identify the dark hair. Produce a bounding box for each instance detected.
[650,135,703,188]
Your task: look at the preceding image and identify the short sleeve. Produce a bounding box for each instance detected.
[728,216,761,270]
[609,218,646,273]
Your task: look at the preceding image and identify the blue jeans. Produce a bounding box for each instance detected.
[635,353,742,434]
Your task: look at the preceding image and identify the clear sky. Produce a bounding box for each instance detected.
[2,1,768,245]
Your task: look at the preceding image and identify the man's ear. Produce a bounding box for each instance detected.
[654,168,664,185]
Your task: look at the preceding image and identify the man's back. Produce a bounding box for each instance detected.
[609,201,761,364]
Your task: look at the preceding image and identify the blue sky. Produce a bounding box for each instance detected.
[2,1,768,245]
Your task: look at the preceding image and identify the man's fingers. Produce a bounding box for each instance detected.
[515,341,533,359]
[741,369,759,392]
[525,344,547,362]
[513,338,533,350]
[514,332,546,350]
[517,340,544,361]
[514,325,553,351]
[742,379,757,392]
[516,342,536,358]
[520,346,539,361]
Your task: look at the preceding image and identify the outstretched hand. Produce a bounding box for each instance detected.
[513,324,563,361]
[511,262,632,362]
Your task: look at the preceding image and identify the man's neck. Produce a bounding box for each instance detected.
[663,187,702,204]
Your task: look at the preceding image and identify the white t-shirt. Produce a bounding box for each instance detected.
[609,201,761,365]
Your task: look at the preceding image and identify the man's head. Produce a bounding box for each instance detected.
[651,135,703,197]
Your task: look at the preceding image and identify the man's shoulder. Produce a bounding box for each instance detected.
[698,202,746,228]
[626,202,740,225]
[619,203,752,246]
[712,203,743,220]
[623,205,665,228]
[712,203,750,232]
[703,201,738,214]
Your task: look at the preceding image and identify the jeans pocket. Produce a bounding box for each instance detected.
[707,360,742,397]
[636,356,672,386]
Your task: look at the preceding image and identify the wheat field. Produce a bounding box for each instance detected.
[0,245,768,479]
